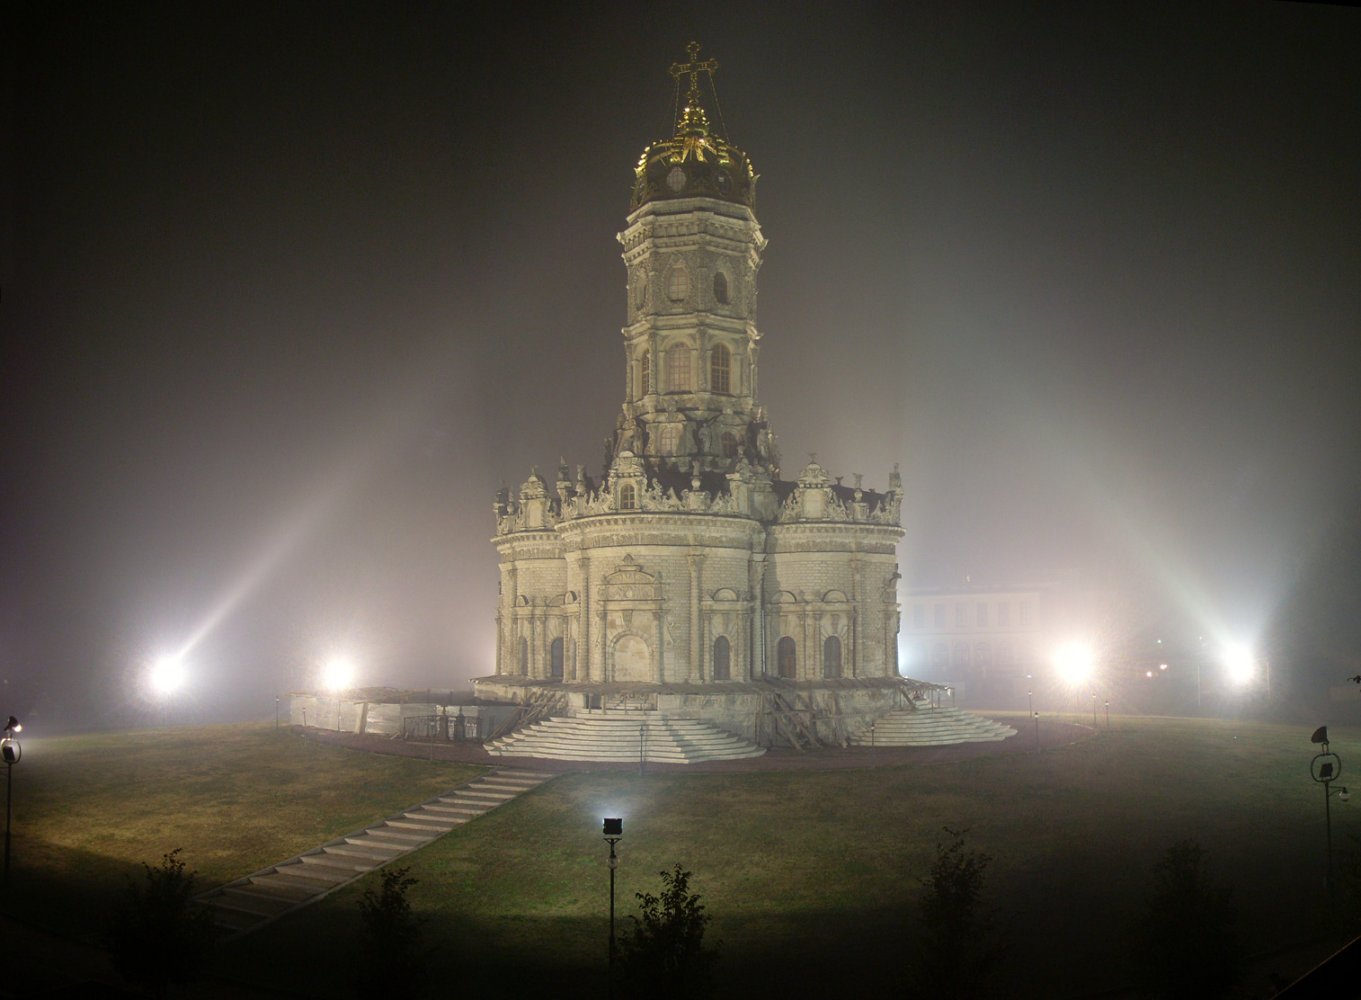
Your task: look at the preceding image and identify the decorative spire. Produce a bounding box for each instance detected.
[669,42,719,134]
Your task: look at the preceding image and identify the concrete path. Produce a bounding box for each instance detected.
[194,766,555,937]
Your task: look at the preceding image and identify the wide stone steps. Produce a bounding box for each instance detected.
[485,710,765,763]
[194,767,554,937]
[848,706,1018,747]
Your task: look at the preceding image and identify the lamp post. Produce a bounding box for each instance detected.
[1027,679,1037,752]
[1309,726,1348,907]
[603,817,623,997]
[1091,692,1098,728]
[1104,699,1110,730]
[638,724,646,777]
[3,715,22,886]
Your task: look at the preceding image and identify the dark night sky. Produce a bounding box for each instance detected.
[4,3,1359,728]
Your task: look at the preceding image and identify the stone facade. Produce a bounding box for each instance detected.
[477,48,907,713]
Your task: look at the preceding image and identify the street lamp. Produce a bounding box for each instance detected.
[1310,726,1348,907]
[3,715,22,885]
[603,817,623,996]
[1026,677,1037,752]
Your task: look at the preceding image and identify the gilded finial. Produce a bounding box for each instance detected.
[669,41,718,111]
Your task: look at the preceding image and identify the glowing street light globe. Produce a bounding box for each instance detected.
[1052,641,1095,687]
[148,656,186,696]
[321,657,355,692]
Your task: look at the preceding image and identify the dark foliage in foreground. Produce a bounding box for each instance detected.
[915,826,1003,999]
[618,863,718,998]
[107,848,215,997]
[1131,839,1242,999]
[356,866,427,996]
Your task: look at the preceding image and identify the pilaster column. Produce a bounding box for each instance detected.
[579,553,591,682]
[688,552,704,683]
[851,558,863,678]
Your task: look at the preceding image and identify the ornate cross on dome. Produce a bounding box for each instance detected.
[669,42,718,108]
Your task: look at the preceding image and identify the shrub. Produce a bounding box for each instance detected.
[618,863,718,998]
[107,848,215,997]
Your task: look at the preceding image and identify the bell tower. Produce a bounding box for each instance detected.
[614,43,774,476]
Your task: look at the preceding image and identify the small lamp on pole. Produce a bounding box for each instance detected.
[603,817,623,997]
[3,715,22,885]
[1310,726,1348,907]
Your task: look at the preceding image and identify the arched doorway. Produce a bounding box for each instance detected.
[612,635,651,683]
[777,636,797,679]
[550,638,564,680]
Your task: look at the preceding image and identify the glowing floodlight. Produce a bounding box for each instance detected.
[4,717,19,734]
[1223,644,1255,687]
[149,655,187,696]
[321,656,355,692]
[1052,641,1095,687]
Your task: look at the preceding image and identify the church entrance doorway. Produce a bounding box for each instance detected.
[550,638,564,680]
[777,636,797,678]
[612,634,652,683]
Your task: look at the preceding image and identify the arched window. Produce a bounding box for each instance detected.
[823,635,842,678]
[713,271,730,305]
[665,344,691,392]
[710,344,731,393]
[712,636,731,681]
[639,351,650,396]
[618,483,637,510]
[953,641,970,668]
[667,266,690,302]
[777,636,797,678]
[550,638,564,680]
[518,637,528,675]
[721,432,738,459]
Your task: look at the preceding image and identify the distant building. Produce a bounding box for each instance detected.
[902,578,1131,704]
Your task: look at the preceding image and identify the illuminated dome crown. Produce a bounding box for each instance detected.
[630,43,757,212]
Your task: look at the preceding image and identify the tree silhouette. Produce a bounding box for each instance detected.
[1131,839,1241,999]
[356,866,427,996]
[618,863,718,998]
[915,826,1001,999]
[107,848,215,997]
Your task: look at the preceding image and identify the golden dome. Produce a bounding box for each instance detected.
[630,43,757,212]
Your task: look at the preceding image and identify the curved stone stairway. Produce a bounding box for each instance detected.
[486,710,765,763]
[848,703,1017,747]
[195,767,554,936]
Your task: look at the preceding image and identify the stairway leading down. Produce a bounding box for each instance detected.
[195,767,554,936]
[848,703,1017,747]
[485,710,765,763]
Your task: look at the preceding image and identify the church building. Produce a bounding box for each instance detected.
[475,45,934,748]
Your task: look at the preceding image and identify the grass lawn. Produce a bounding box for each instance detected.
[222,716,1361,999]
[1,723,485,938]
[7,717,1361,998]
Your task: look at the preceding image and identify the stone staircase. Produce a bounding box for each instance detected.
[195,767,554,936]
[485,710,765,763]
[848,704,1018,747]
